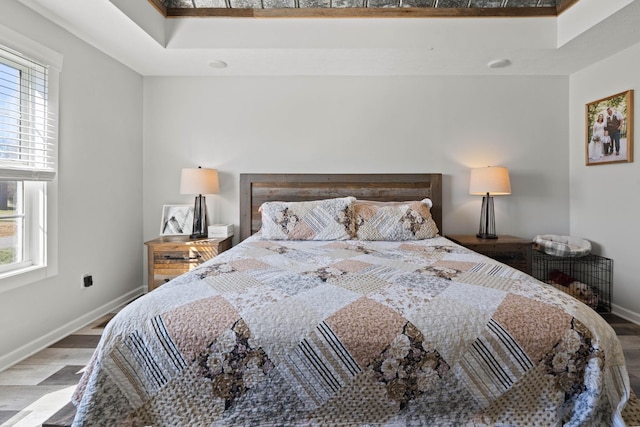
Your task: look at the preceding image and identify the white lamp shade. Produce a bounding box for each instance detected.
[180,168,220,195]
[469,166,511,196]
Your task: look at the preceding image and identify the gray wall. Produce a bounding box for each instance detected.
[0,1,144,369]
[143,75,570,246]
[570,41,640,322]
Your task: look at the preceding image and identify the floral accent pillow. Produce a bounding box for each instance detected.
[353,199,439,241]
[259,197,356,240]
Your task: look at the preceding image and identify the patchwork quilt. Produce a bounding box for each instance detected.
[72,236,638,426]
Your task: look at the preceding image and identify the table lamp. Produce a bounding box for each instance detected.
[180,167,219,239]
[469,166,511,239]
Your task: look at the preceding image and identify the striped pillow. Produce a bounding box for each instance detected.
[354,199,439,241]
[259,197,356,240]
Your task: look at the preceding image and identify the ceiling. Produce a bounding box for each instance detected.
[14,0,640,77]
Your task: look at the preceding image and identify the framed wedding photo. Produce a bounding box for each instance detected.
[585,89,633,166]
[160,204,194,236]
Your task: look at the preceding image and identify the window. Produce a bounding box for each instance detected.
[0,26,61,290]
[0,181,26,272]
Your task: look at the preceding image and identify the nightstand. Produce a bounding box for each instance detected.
[446,234,532,275]
[144,236,233,291]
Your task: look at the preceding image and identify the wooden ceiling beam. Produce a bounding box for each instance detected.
[148,0,582,18]
[163,6,558,18]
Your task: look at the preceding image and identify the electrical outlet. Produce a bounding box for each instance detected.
[83,273,93,288]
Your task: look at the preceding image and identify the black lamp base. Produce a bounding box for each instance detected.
[477,194,498,240]
[190,194,208,240]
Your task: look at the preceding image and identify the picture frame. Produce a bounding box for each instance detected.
[585,89,633,166]
[160,204,194,236]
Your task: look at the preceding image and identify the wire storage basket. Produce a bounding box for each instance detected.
[531,250,612,312]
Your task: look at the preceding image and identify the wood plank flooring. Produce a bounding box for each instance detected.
[1,312,639,426]
[601,313,640,394]
[0,313,113,427]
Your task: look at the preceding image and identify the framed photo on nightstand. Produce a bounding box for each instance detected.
[160,204,194,236]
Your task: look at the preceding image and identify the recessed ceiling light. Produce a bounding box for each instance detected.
[487,59,512,69]
[208,60,228,69]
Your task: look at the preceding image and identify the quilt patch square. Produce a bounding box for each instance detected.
[326,298,406,368]
[457,269,518,291]
[278,321,362,409]
[492,293,572,363]
[407,296,491,367]
[330,273,389,295]
[456,319,534,406]
[162,296,240,362]
[242,297,324,364]
[204,271,262,294]
[293,283,361,320]
[308,370,398,425]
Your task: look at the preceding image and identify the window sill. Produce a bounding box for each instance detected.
[0,264,57,294]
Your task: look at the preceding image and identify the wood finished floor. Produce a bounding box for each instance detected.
[0,312,639,426]
[0,313,113,427]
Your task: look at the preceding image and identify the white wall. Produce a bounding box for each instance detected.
[570,41,640,321]
[143,75,570,247]
[0,1,144,369]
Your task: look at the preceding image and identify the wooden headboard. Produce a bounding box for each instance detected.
[239,173,442,241]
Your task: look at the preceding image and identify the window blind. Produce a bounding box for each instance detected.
[0,44,56,181]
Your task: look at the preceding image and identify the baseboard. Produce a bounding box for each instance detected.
[0,287,144,372]
[612,303,640,326]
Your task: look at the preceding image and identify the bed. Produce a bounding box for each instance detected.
[72,173,640,426]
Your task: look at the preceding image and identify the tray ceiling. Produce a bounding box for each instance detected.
[19,0,640,77]
[150,0,577,17]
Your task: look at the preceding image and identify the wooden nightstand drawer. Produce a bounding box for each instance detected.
[145,236,232,291]
[151,269,187,289]
[153,248,210,265]
[446,234,532,275]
